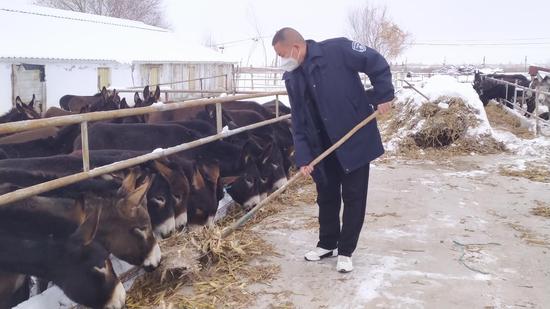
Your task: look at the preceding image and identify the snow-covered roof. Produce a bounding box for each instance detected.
[0,3,236,64]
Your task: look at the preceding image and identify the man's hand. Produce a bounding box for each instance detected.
[300,165,314,177]
[377,101,392,115]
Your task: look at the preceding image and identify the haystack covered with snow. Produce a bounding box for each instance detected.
[383,76,505,155]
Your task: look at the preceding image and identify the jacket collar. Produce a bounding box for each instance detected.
[303,40,327,74]
[283,40,326,80]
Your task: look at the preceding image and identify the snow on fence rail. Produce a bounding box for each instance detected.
[0,90,288,206]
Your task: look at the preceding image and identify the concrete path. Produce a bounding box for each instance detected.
[247,154,550,309]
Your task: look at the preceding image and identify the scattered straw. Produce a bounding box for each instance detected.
[485,102,534,139]
[499,163,550,183]
[302,216,319,230]
[531,200,550,218]
[507,222,550,248]
[126,174,316,309]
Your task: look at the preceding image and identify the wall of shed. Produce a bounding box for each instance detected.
[0,64,12,114]
[1,61,235,115]
[44,63,136,109]
[45,63,97,109]
[139,63,234,101]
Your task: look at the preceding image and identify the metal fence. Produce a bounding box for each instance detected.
[485,77,550,135]
[116,74,234,102]
[0,90,288,206]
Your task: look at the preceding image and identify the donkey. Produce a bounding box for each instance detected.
[0,95,41,125]
[0,205,126,309]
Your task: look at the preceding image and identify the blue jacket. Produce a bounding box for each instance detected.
[283,38,394,184]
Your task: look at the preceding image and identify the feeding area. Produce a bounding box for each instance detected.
[1,1,550,308]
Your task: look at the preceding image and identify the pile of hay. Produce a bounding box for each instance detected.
[381,76,505,157]
[125,175,315,309]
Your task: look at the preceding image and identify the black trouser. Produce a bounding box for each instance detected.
[315,153,370,257]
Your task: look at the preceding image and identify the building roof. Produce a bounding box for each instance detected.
[0,3,236,64]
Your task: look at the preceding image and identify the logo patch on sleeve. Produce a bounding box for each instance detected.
[352,41,367,52]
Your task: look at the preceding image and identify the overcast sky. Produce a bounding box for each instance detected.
[164,0,550,66]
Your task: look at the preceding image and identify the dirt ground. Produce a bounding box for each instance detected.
[245,153,550,309]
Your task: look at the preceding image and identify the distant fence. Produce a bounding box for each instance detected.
[232,67,475,93]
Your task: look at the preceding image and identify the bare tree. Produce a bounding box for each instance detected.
[35,0,169,27]
[347,2,411,61]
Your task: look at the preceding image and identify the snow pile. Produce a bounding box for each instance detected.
[383,75,504,155]
[492,129,550,158]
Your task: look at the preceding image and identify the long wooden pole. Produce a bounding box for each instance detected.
[222,110,380,237]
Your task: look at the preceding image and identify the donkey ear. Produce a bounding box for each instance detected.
[15,102,24,113]
[69,201,101,247]
[154,85,161,101]
[15,96,23,105]
[120,98,128,109]
[118,167,140,196]
[191,165,205,190]
[126,175,152,207]
[134,92,141,105]
[260,142,274,164]
[143,85,150,100]
[153,160,173,182]
[28,94,35,108]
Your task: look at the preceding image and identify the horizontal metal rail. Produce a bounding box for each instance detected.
[485,77,550,96]
[126,74,229,89]
[499,98,550,125]
[0,114,290,206]
[115,89,277,95]
[0,91,286,135]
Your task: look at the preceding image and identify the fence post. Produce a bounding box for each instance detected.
[164,91,169,102]
[80,121,90,172]
[535,85,541,136]
[522,86,526,109]
[200,78,204,98]
[216,103,222,134]
[513,79,518,109]
[251,73,254,90]
[224,74,228,92]
[505,83,509,104]
[275,94,280,118]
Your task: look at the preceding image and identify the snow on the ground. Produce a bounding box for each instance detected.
[14,286,74,309]
[492,129,550,159]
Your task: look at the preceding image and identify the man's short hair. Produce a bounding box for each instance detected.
[272,27,304,46]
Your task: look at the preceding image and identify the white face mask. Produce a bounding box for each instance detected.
[279,47,300,72]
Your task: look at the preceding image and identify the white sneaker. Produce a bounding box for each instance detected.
[336,255,353,273]
[304,247,337,261]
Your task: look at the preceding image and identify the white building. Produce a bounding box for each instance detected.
[0,3,237,114]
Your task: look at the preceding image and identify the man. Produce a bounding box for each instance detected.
[272,28,394,273]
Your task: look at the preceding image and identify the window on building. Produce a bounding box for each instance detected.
[97,67,111,90]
